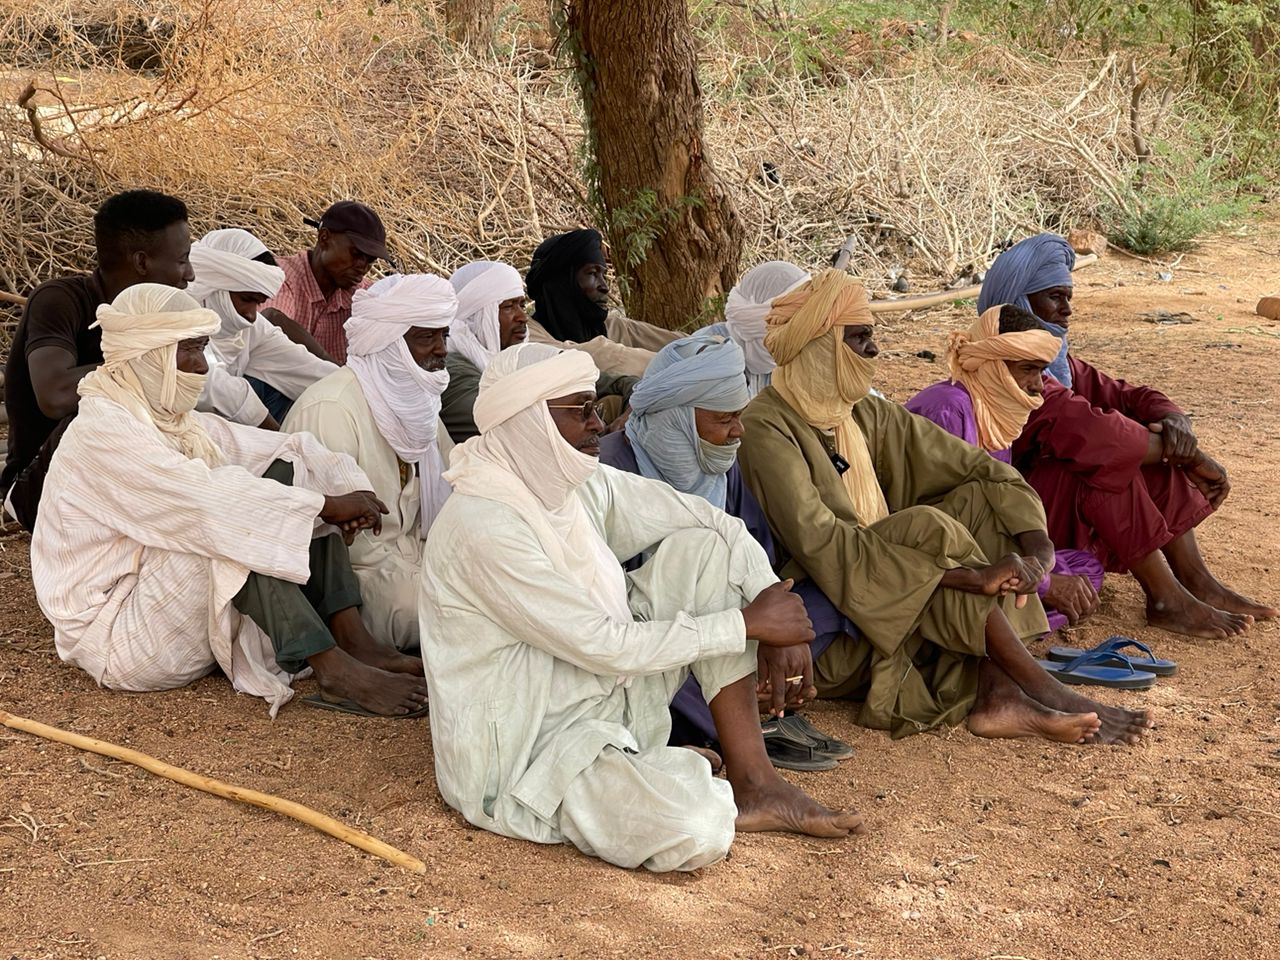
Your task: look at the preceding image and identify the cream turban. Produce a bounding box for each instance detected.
[186,229,285,336]
[445,343,631,628]
[79,283,224,464]
[765,269,889,526]
[448,261,526,372]
[345,273,458,536]
[947,305,1061,452]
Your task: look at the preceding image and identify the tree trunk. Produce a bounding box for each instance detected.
[445,0,496,49]
[560,0,743,331]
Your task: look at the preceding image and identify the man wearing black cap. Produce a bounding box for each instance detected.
[264,200,390,365]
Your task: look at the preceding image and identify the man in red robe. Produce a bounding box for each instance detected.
[982,233,1277,638]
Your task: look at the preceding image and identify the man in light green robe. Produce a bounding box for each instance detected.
[739,269,1153,746]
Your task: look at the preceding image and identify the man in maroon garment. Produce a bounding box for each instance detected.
[985,233,1277,638]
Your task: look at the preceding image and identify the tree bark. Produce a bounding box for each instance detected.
[561,0,743,330]
[445,0,496,49]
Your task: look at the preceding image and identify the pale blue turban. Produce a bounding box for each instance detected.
[978,233,1076,387]
[624,334,750,509]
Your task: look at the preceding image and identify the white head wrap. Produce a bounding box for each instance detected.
[78,284,224,464]
[445,343,632,632]
[447,261,526,373]
[186,229,285,337]
[345,273,458,536]
[724,261,810,396]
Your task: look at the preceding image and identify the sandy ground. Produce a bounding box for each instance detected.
[2,225,1279,960]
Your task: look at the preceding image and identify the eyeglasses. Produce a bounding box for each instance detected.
[546,400,600,422]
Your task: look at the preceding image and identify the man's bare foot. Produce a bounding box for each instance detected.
[1028,682,1154,745]
[329,609,424,675]
[1146,594,1252,639]
[967,686,1100,744]
[733,777,866,837]
[308,646,429,716]
[1180,575,1278,621]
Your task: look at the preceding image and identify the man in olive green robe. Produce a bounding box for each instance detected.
[738,269,1153,746]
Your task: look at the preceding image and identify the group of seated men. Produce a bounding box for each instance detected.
[5,189,1275,873]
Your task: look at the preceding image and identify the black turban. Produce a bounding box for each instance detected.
[526,228,608,343]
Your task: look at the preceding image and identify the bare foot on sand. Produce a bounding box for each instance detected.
[1181,574,1278,621]
[309,647,429,716]
[1146,594,1252,639]
[330,609,424,675]
[733,778,867,837]
[1030,682,1154,745]
[968,687,1100,744]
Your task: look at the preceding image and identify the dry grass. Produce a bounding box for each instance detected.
[0,0,1210,307]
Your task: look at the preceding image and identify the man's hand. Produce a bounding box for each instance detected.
[1186,453,1231,509]
[756,644,816,718]
[1041,573,1099,625]
[1015,529,1056,576]
[320,491,389,544]
[1148,414,1198,465]
[741,579,815,648]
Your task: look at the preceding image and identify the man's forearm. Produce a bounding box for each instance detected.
[260,308,336,364]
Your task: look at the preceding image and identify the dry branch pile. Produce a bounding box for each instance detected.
[0,0,1197,304]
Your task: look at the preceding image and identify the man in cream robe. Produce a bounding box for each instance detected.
[285,273,457,650]
[738,270,1153,746]
[188,228,337,427]
[32,284,429,717]
[420,343,863,872]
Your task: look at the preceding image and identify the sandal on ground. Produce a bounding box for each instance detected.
[777,713,855,761]
[1037,649,1158,690]
[761,718,838,772]
[301,694,429,719]
[1047,635,1177,676]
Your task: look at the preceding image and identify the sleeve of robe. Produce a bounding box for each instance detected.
[1068,355,1182,422]
[604,309,683,352]
[440,474,769,678]
[441,353,482,443]
[62,404,344,584]
[525,318,655,378]
[1014,377,1152,492]
[240,318,339,400]
[198,364,270,425]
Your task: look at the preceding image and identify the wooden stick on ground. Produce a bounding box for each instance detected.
[866,253,1098,314]
[0,709,427,875]
[0,291,27,307]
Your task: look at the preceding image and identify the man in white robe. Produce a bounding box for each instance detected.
[188,228,337,428]
[285,273,457,650]
[420,342,864,873]
[32,284,429,717]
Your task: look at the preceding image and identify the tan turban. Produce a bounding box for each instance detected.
[764,269,889,526]
[947,305,1061,452]
[78,283,225,465]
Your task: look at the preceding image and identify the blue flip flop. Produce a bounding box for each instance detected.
[1047,636,1177,677]
[1037,648,1158,689]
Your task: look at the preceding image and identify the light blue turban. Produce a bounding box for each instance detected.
[978,233,1076,387]
[625,334,750,509]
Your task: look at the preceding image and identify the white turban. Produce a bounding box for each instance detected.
[345,273,458,536]
[78,283,224,464]
[447,261,526,373]
[445,343,632,633]
[724,261,810,396]
[186,229,285,337]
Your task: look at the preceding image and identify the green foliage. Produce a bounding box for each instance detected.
[609,188,703,270]
[1101,153,1255,254]
[962,0,1188,54]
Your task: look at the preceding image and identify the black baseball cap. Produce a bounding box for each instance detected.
[304,200,390,261]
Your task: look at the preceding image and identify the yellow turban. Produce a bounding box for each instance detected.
[947,305,1061,452]
[765,269,889,526]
